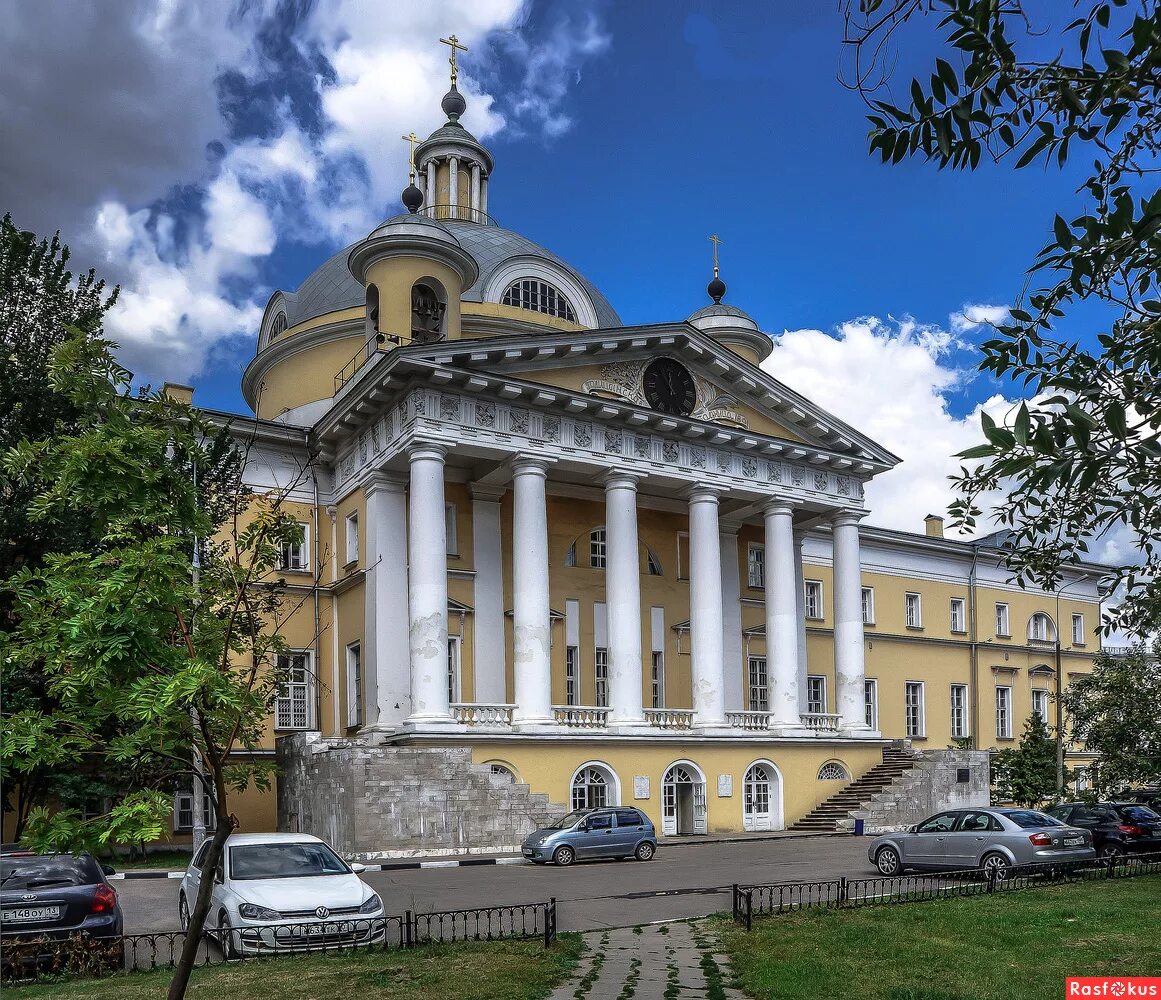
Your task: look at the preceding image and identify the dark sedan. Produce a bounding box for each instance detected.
[1046,802,1161,860]
[1,853,124,977]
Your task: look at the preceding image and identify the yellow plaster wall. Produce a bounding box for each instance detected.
[461,301,587,334]
[254,335,365,418]
[364,256,464,344]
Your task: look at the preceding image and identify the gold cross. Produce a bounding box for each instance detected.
[401,131,419,180]
[439,34,468,85]
[709,233,723,276]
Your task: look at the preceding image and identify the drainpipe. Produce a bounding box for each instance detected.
[308,433,323,733]
[968,543,980,749]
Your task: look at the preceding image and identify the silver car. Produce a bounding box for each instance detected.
[868,807,1095,878]
[521,807,657,866]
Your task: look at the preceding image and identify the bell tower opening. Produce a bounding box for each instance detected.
[411,280,447,343]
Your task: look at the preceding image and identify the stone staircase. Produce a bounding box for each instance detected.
[789,743,918,832]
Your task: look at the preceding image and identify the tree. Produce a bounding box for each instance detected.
[841,1,1161,639]
[992,712,1068,806]
[1,334,318,1000]
[1061,645,1161,791]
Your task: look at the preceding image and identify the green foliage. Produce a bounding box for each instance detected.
[842,1,1161,638]
[991,712,1067,806]
[1061,645,1161,789]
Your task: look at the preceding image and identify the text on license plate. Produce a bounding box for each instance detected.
[2,906,62,922]
[1064,836,1083,846]
[293,922,352,936]
[522,849,533,856]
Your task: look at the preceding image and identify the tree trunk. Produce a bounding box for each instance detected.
[166,816,233,1000]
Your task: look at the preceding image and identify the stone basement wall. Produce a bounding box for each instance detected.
[839,748,991,834]
[276,733,567,860]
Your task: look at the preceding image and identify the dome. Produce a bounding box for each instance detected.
[366,212,460,242]
[687,302,759,333]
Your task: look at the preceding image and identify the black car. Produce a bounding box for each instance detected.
[1126,788,1161,814]
[1046,802,1161,860]
[0,853,124,977]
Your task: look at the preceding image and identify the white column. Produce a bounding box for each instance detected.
[480,174,488,217]
[719,525,744,713]
[605,473,644,725]
[470,484,507,704]
[425,160,436,208]
[470,163,481,216]
[765,503,804,731]
[512,458,553,725]
[365,473,410,728]
[407,444,452,724]
[448,156,459,214]
[688,488,726,727]
[793,529,808,710]
[833,510,870,732]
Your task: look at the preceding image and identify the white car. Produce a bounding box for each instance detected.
[178,832,384,956]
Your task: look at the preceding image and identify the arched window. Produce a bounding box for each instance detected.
[646,548,663,576]
[269,312,287,342]
[1028,613,1056,643]
[365,285,380,341]
[489,763,515,783]
[411,281,447,343]
[817,762,850,781]
[571,764,617,810]
[502,278,576,322]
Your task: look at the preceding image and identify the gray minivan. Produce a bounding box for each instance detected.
[521,808,657,866]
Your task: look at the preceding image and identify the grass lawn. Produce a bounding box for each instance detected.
[720,875,1161,1000]
[3,936,584,1000]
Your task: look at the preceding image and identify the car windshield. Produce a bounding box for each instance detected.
[0,856,94,889]
[547,810,589,830]
[1004,810,1063,829]
[229,843,350,880]
[1117,805,1161,823]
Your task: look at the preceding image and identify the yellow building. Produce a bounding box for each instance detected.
[168,67,1105,851]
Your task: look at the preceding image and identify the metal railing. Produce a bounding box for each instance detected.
[418,205,497,226]
[450,703,516,726]
[333,332,409,393]
[552,705,609,728]
[644,709,695,730]
[732,852,1161,931]
[1,898,556,985]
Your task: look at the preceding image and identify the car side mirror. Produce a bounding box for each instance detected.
[101,864,116,877]
[350,863,366,874]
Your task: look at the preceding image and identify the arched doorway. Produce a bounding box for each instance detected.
[662,762,707,836]
[743,761,783,832]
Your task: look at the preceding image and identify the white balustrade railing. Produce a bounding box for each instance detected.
[725,710,773,731]
[450,703,516,726]
[644,709,695,730]
[800,712,842,733]
[552,706,610,729]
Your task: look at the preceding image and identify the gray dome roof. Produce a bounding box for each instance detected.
[366,212,459,241]
[278,223,620,330]
[687,302,759,331]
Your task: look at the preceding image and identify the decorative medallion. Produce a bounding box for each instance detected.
[574,422,592,448]
[813,470,829,492]
[837,476,852,497]
[358,433,368,463]
[792,466,806,487]
[662,440,679,463]
[742,457,758,479]
[766,461,782,483]
[605,429,623,454]
[543,415,561,442]
[412,394,426,417]
[642,358,697,416]
[475,401,496,427]
[509,407,529,434]
[440,394,459,421]
[689,447,706,470]
[633,434,650,458]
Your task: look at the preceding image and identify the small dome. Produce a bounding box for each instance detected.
[366,212,460,242]
[441,85,467,120]
[687,301,759,333]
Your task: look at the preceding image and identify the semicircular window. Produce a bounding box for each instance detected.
[502,278,576,322]
[269,312,287,342]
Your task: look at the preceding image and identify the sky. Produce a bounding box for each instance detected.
[0,0,1120,550]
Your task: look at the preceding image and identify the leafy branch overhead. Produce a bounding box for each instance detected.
[843,0,1161,637]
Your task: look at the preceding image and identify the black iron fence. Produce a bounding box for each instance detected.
[1,898,557,985]
[732,852,1161,930]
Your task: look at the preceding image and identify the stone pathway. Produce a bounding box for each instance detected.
[549,920,748,1000]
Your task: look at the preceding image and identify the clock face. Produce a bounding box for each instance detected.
[642,358,696,416]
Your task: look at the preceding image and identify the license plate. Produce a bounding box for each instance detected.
[522,849,533,857]
[2,906,62,923]
[1064,836,1083,846]
[293,922,351,937]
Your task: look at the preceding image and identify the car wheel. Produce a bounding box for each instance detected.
[980,852,1010,880]
[1099,844,1125,862]
[553,845,575,867]
[635,841,655,862]
[178,893,190,932]
[218,912,238,960]
[875,846,901,876]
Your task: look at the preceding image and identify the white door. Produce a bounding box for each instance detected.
[743,764,774,832]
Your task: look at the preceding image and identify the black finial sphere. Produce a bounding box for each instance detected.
[402,183,423,214]
[441,85,467,120]
[708,275,726,303]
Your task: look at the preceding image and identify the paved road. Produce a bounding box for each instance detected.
[117,835,873,934]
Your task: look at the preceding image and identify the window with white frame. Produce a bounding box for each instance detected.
[748,656,769,712]
[651,650,665,709]
[275,651,313,730]
[950,683,969,739]
[676,531,689,580]
[861,586,875,625]
[174,792,215,833]
[864,678,878,730]
[345,642,362,729]
[571,765,614,810]
[950,598,966,634]
[595,647,609,706]
[1072,613,1085,646]
[905,681,925,737]
[1032,687,1049,724]
[804,580,823,620]
[345,511,359,565]
[1028,613,1054,643]
[807,675,826,715]
[565,646,579,706]
[995,686,1013,739]
[995,602,1010,637]
[447,636,461,704]
[747,543,765,589]
[905,592,923,628]
[280,522,310,572]
[589,528,607,569]
[445,503,458,556]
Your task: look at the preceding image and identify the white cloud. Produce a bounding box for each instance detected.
[951,303,1010,334]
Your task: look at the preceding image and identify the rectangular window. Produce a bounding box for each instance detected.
[747,543,765,589]
[950,683,969,739]
[905,592,923,629]
[174,793,216,833]
[447,636,461,704]
[807,675,826,715]
[676,531,689,581]
[1032,688,1049,723]
[748,656,769,712]
[804,580,823,620]
[590,528,607,569]
[864,678,878,730]
[275,651,313,730]
[345,642,362,729]
[565,646,579,706]
[445,503,458,556]
[1072,613,1085,646]
[345,511,359,565]
[950,598,966,634]
[651,651,665,709]
[595,647,609,707]
[280,522,310,572]
[995,602,1010,638]
[995,686,1013,739]
[861,586,875,625]
[905,681,925,738]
